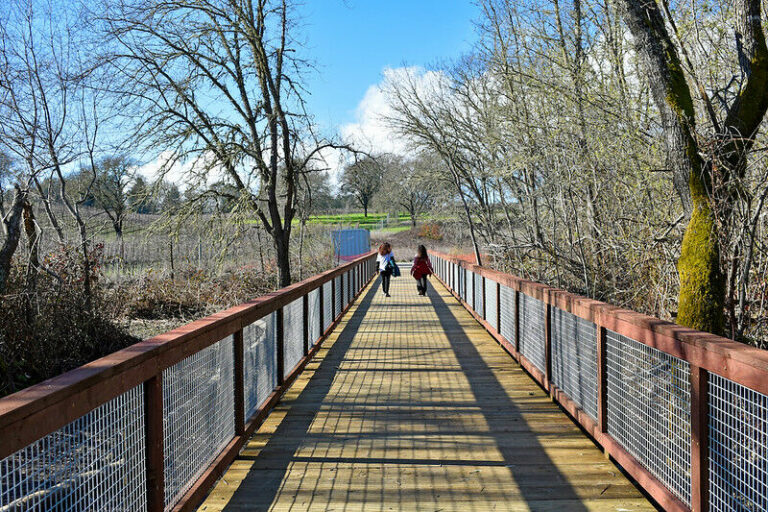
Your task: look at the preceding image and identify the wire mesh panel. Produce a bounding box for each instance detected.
[519,293,546,372]
[465,269,473,305]
[163,338,235,509]
[322,281,333,331]
[334,276,343,319]
[709,374,768,511]
[474,273,484,318]
[243,313,277,418]
[341,273,348,307]
[485,279,498,331]
[283,298,304,377]
[551,308,598,420]
[0,387,147,512]
[307,288,321,346]
[499,285,516,344]
[605,330,691,504]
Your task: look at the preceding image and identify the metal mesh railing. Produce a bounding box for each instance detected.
[307,288,321,346]
[499,285,515,344]
[0,386,147,512]
[709,373,768,511]
[485,278,498,330]
[283,298,304,377]
[322,281,333,331]
[519,293,546,372]
[605,330,691,504]
[551,309,598,420]
[474,273,484,318]
[465,269,473,305]
[162,338,235,509]
[243,313,277,418]
[334,276,343,319]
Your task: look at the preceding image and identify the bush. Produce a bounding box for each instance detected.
[0,245,139,397]
[418,223,443,240]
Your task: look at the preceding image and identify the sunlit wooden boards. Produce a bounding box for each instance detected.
[198,277,656,511]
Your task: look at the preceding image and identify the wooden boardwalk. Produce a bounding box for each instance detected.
[198,276,656,511]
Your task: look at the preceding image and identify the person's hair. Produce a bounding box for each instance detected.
[417,245,427,259]
[378,242,392,256]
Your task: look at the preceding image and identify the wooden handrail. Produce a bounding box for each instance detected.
[0,252,376,461]
[430,251,768,396]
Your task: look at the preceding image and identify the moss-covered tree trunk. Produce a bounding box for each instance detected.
[619,0,768,335]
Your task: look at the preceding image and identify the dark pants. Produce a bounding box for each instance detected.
[380,270,392,294]
[417,276,428,294]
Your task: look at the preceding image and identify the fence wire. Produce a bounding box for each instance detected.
[474,273,484,318]
[551,308,598,420]
[0,386,147,512]
[485,279,498,330]
[162,338,235,510]
[605,330,691,504]
[243,313,277,418]
[283,298,304,378]
[709,373,768,511]
[322,281,333,332]
[519,294,546,372]
[307,288,321,346]
[499,285,516,344]
[334,276,343,319]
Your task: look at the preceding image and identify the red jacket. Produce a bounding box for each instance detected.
[411,256,434,280]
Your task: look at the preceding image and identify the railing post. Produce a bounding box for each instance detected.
[596,323,608,435]
[331,277,337,319]
[691,365,709,512]
[233,329,244,435]
[302,294,309,357]
[318,284,325,336]
[144,375,165,512]
[544,302,552,391]
[514,291,521,354]
[481,276,487,320]
[276,308,285,386]
[496,282,502,334]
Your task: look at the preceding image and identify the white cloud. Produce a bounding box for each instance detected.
[135,150,233,190]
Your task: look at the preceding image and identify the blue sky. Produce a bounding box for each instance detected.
[300,1,481,135]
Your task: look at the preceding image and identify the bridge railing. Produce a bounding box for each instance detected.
[431,252,768,512]
[0,252,377,512]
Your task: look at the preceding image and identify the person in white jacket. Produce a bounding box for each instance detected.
[376,242,395,297]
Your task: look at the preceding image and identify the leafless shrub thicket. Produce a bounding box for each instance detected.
[385,0,768,344]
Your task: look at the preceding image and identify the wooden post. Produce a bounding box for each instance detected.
[690,365,709,512]
[496,282,502,334]
[144,375,165,512]
[318,284,325,336]
[597,324,608,435]
[514,291,521,354]
[302,294,309,357]
[331,278,337,320]
[233,330,244,435]
[545,302,552,391]
[276,308,285,386]
[481,276,487,320]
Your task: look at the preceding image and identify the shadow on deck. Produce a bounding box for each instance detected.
[197,276,656,511]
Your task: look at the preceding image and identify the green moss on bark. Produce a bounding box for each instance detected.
[677,194,724,335]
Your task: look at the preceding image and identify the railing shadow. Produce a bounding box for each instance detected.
[427,289,590,512]
[216,279,382,510]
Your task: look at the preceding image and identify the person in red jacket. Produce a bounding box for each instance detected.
[410,245,434,296]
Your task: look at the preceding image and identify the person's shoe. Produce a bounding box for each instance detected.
[385,293,391,297]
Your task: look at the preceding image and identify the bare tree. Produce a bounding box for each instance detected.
[104,0,352,287]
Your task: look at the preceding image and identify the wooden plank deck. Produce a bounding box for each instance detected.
[198,275,657,511]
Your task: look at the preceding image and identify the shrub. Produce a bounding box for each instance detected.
[418,223,443,240]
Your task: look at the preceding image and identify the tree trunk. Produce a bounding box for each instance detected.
[0,188,27,294]
[274,231,292,288]
[619,0,723,333]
